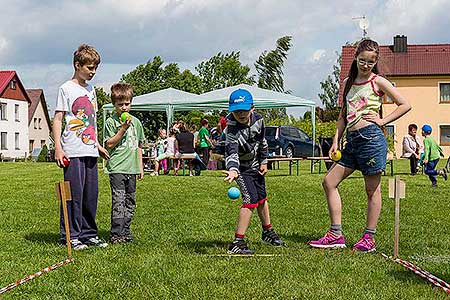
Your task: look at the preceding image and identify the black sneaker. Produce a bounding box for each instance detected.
[227,239,254,255]
[262,229,285,246]
[442,169,448,181]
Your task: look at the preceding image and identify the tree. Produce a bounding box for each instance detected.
[254,36,293,122]
[195,51,255,93]
[120,56,202,140]
[318,52,341,111]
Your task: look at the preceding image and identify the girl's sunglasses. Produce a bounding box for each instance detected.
[357,58,377,67]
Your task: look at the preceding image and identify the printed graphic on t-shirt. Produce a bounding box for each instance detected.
[116,123,139,151]
[68,95,97,145]
[347,94,369,124]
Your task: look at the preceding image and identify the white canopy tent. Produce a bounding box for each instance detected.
[102,88,205,133]
[194,84,317,155]
[102,85,317,155]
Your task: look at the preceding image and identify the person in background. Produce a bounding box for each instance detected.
[421,124,447,187]
[198,119,213,167]
[401,124,423,175]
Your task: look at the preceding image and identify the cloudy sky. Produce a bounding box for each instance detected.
[2,0,450,117]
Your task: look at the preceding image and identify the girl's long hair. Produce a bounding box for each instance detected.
[342,39,381,122]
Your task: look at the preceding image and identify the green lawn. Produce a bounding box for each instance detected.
[0,160,449,299]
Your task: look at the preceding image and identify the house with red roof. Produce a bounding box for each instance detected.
[0,71,31,160]
[339,35,450,157]
[26,89,52,153]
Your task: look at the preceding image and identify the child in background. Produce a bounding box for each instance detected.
[52,44,109,250]
[104,83,145,244]
[421,124,447,187]
[151,129,168,176]
[309,39,411,253]
[165,129,178,175]
[223,89,284,255]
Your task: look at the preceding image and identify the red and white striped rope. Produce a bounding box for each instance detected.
[382,253,450,294]
[0,258,74,295]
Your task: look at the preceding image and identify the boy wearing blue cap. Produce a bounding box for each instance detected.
[223,89,284,255]
[421,124,447,187]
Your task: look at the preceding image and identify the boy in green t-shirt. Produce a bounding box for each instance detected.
[104,83,145,243]
[421,124,447,187]
[198,119,213,166]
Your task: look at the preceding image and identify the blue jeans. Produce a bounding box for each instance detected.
[424,158,440,184]
[338,124,388,176]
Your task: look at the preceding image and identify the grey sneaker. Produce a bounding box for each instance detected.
[83,236,108,248]
[262,229,285,246]
[70,239,88,250]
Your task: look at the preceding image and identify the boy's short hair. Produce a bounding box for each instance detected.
[201,119,208,126]
[73,44,101,67]
[111,83,133,104]
[408,124,418,131]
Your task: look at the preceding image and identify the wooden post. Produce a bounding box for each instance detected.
[55,181,72,257]
[389,175,405,259]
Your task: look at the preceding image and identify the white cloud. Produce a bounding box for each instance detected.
[1,0,450,118]
[310,49,326,62]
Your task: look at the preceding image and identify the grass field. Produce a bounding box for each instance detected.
[0,160,449,299]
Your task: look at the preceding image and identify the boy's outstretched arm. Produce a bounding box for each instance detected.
[223,127,240,183]
[256,119,268,175]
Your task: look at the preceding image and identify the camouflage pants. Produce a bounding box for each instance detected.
[109,174,136,237]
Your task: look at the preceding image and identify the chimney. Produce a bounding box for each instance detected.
[393,35,407,53]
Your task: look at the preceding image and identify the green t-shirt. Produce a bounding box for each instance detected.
[423,136,443,161]
[198,127,210,148]
[104,114,145,174]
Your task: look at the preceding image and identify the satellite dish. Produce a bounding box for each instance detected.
[359,18,369,30]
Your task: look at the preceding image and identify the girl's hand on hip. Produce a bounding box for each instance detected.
[362,111,384,127]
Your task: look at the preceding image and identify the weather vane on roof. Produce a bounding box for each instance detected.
[352,15,370,39]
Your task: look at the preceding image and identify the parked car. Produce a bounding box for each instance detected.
[265,126,320,158]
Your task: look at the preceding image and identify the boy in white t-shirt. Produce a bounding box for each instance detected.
[52,44,109,250]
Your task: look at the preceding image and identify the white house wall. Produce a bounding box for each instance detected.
[0,98,29,159]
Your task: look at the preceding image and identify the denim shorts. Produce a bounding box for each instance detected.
[338,124,387,176]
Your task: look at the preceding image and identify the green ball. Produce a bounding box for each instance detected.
[121,112,130,122]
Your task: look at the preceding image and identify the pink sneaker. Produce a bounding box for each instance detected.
[352,233,376,253]
[309,231,346,249]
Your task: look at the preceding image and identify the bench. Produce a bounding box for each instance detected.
[267,157,304,175]
[306,156,333,174]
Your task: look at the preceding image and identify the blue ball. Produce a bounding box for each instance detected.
[228,187,241,200]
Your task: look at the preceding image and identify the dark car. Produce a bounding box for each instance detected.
[265,126,320,158]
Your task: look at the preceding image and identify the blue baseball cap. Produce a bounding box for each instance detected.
[229,89,253,112]
[422,124,432,133]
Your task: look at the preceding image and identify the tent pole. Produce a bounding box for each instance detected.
[311,105,316,157]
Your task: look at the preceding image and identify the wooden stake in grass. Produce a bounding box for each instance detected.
[388,175,405,259]
[55,181,72,257]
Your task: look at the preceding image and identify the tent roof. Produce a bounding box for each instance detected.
[103,87,204,111]
[195,84,316,110]
[102,85,315,112]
